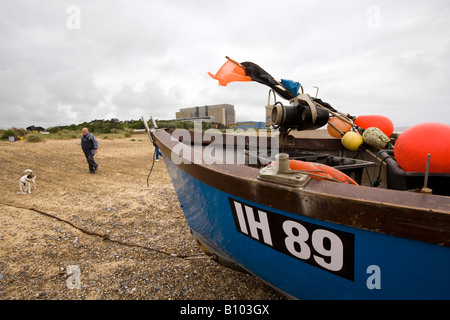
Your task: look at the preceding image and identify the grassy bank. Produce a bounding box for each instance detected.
[0,118,230,142]
[0,128,144,143]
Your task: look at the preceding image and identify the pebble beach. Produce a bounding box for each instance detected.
[0,135,285,300]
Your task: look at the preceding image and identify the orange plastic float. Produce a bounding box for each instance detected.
[394,122,450,173]
[354,115,394,137]
[289,160,358,185]
[327,116,352,138]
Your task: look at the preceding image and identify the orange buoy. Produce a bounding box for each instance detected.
[327,116,352,138]
[394,122,450,173]
[354,115,394,137]
[289,160,358,185]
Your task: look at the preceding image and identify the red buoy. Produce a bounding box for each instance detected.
[394,122,450,173]
[354,115,394,137]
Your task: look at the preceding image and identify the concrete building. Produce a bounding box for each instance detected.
[176,104,235,126]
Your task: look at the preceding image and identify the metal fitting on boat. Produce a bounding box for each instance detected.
[258,153,311,187]
[276,153,290,173]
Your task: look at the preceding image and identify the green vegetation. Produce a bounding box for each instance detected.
[48,118,144,134]
[24,133,44,143]
[0,118,227,142]
[0,127,26,140]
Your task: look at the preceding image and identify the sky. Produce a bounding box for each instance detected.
[1,0,449,130]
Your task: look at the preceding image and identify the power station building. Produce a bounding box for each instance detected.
[176,104,235,126]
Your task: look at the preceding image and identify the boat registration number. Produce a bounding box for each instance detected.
[229,198,354,281]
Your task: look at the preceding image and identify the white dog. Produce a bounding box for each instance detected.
[19,169,37,194]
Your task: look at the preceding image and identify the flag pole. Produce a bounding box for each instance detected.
[225,56,245,68]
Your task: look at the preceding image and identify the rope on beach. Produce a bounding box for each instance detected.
[0,201,210,261]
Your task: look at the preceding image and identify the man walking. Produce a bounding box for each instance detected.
[81,128,99,173]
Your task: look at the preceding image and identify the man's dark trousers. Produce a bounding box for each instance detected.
[84,151,98,173]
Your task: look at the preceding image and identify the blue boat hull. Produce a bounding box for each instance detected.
[162,154,450,300]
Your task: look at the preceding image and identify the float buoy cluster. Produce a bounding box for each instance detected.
[327,114,450,174]
[327,114,394,151]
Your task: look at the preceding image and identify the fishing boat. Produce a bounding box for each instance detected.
[143,58,450,299]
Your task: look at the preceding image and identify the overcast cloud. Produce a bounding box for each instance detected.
[1,0,449,130]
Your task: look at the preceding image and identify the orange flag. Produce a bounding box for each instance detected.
[208,58,252,86]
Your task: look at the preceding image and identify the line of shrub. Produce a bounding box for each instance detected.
[1,119,227,142]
